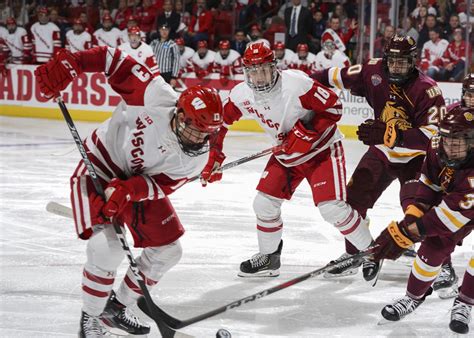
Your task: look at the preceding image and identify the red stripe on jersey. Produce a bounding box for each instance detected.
[257,224,283,233]
[83,269,115,285]
[124,275,143,295]
[74,166,88,235]
[334,141,345,200]
[82,285,109,298]
[91,130,126,179]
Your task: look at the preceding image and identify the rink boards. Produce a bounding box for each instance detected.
[0,64,463,139]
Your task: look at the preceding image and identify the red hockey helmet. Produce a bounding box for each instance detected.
[102,14,113,23]
[242,42,278,93]
[296,43,309,53]
[175,37,185,46]
[273,42,285,50]
[383,34,418,85]
[439,105,474,168]
[128,25,141,35]
[462,73,474,108]
[38,7,48,15]
[218,40,230,50]
[174,86,223,156]
[6,17,16,26]
[127,15,138,23]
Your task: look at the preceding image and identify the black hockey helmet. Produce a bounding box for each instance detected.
[439,105,474,169]
[461,73,474,108]
[382,34,418,86]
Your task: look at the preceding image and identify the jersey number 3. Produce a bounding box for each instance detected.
[132,65,151,82]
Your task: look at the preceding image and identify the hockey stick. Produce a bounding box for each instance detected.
[46,145,281,219]
[55,98,178,338]
[137,246,377,330]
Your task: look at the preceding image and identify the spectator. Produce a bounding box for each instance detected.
[247,24,270,47]
[399,16,419,43]
[186,0,213,48]
[443,14,461,41]
[155,0,180,40]
[284,0,313,51]
[314,40,350,70]
[212,39,242,81]
[273,41,295,70]
[150,24,180,86]
[417,13,437,49]
[289,43,316,74]
[65,18,92,52]
[246,0,272,28]
[84,0,100,30]
[263,15,286,47]
[121,26,160,76]
[191,40,215,78]
[420,27,449,80]
[30,7,61,64]
[92,14,122,48]
[321,15,357,52]
[411,0,437,18]
[230,29,247,56]
[79,12,96,34]
[3,17,31,64]
[373,25,394,58]
[138,0,158,36]
[113,0,132,30]
[311,10,326,46]
[440,28,467,81]
[175,37,194,77]
[414,5,428,31]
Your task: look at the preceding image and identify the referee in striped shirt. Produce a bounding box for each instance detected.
[151,24,180,88]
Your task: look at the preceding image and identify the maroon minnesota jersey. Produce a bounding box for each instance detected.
[312,59,446,164]
[414,139,474,238]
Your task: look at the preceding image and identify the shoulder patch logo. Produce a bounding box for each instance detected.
[371,74,382,86]
[464,112,473,122]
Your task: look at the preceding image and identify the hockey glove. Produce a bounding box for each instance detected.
[200,149,226,187]
[356,119,386,146]
[102,176,149,218]
[90,192,111,226]
[282,120,319,154]
[373,220,423,261]
[34,49,82,99]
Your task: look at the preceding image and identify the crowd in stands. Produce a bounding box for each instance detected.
[0,0,472,84]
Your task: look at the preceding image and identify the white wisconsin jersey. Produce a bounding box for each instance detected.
[119,29,146,44]
[227,70,343,167]
[4,27,29,61]
[248,38,270,48]
[93,28,122,48]
[30,22,60,62]
[179,46,194,70]
[314,50,350,70]
[191,50,216,70]
[275,49,296,70]
[214,49,240,66]
[66,30,92,52]
[85,49,208,187]
[291,52,317,68]
[119,41,159,74]
[422,39,449,62]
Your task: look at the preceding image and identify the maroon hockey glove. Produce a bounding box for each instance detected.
[373,220,419,261]
[34,49,82,99]
[356,119,386,146]
[201,149,226,187]
[102,176,149,218]
[282,120,319,154]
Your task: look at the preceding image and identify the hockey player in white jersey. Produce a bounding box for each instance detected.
[93,14,122,48]
[34,46,223,337]
[201,42,373,277]
[175,37,194,76]
[273,41,295,71]
[3,17,32,64]
[314,40,350,71]
[119,15,146,45]
[289,43,317,75]
[191,40,215,78]
[119,26,159,76]
[30,7,61,63]
[212,39,242,78]
[66,19,92,53]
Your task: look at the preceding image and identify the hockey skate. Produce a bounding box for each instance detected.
[433,262,459,299]
[100,291,150,336]
[362,258,382,283]
[323,252,361,278]
[79,311,107,338]
[380,288,432,322]
[449,298,472,334]
[238,240,282,277]
[396,245,417,266]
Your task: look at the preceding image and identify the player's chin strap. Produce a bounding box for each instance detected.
[136,246,378,330]
[53,96,178,338]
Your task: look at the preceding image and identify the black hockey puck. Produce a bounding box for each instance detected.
[216,328,232,338]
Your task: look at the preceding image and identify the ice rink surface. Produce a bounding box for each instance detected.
[0,116,472,337]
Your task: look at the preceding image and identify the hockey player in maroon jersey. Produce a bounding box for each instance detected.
[201,42,374,277]
[311,34,446,281]
[34,46,223,337]
[373,105,473,334]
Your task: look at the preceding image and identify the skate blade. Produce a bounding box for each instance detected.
[323,268,358,279]
[238,269,280,277]
[377,316,398,326]
[437,287,459,299]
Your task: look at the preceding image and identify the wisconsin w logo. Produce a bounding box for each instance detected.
[191,97,207,110]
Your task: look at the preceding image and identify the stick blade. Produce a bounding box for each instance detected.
[138,296,183,331]
[46,201,73,219]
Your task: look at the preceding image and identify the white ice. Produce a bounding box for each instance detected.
[0,116,472,338]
